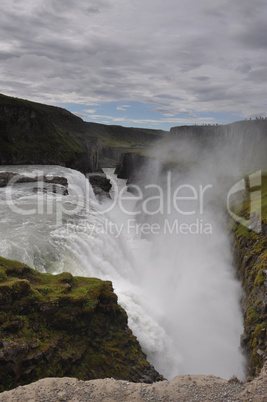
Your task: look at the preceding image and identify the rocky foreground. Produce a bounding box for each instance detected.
[0,362,266,401]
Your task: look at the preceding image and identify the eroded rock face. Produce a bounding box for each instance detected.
[115,152,154,187]
[115,152,141,180]
[88,170,112,200]
[0,94,98,174]
[98,146,127,168]
[233,224,267,376]
[231,173,267,376]
[0,257,163,393]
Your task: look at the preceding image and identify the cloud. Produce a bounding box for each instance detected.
[84,109,97,114]
[230,19,267,49]
[116,105,130,111]
[0,0,266,123]
[88,113,217,127]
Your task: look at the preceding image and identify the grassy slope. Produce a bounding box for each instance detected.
[92,124,165,148]
[0,94,93,171]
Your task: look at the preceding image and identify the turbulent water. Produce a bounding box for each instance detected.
[0,163,246,380]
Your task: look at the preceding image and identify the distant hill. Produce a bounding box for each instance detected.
[170,119,267,143]
[0,94,165,172]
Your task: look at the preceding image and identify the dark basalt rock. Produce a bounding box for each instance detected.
[0,172,69,195]
[115,152,152,183]
[88,169,112,200]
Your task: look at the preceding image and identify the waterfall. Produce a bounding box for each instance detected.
[0,164,246,380]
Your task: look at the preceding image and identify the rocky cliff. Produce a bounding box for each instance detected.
[0,256,162,392]
[170,120,267,142]
[0,94,99,174]
[231,174,267,376]
[115,152,152,183]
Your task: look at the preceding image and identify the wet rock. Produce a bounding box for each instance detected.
[88,170,112,200]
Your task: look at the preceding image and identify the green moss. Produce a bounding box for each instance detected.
[0,271,7,282]
[246,308,260,325]
[254,270,265,286]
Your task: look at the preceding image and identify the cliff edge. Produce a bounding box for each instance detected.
[0,257,162,392]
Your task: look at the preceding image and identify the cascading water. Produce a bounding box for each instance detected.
[0,163,246,381]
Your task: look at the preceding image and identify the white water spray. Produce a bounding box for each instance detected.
[0,162,247,380]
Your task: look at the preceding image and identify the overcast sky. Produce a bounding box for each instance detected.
[1,0,267,129]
